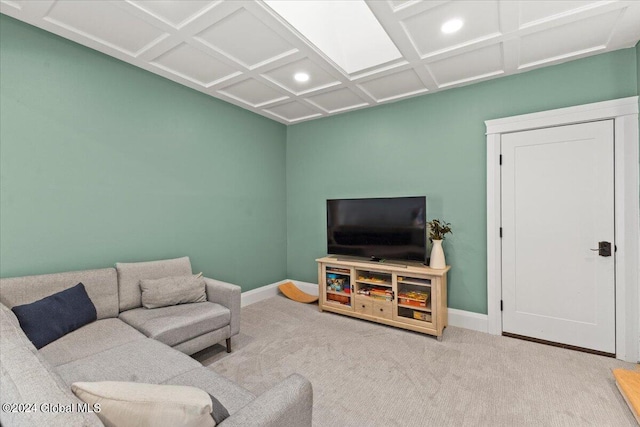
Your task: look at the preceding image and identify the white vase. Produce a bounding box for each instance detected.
[429,239,446,269]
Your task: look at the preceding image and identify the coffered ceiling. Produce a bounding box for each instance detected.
[2,1,639,125]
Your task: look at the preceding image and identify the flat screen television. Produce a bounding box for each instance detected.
[327,196,426,262]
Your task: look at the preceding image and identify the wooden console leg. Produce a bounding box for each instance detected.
[226,338,231,353]
[436,335,443,342]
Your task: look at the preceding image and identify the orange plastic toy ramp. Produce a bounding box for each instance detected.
[278,282,319,304]
[613,368,640,424]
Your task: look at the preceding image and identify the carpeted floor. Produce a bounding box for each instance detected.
[194,295,637,426]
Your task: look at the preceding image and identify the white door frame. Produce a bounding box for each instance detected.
[485,96,639,362]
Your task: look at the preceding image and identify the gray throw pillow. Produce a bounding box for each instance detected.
[140,274,207,309]
[208,393,230,425]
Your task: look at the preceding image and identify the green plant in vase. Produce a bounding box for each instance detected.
[427,219,452,269]
[427,219,452,241]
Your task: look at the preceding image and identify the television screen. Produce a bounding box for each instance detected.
[327,196,426,262]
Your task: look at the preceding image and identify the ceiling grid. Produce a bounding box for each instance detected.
[1,0,638,124]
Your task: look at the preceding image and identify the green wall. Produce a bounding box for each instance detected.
[637,41,640,92]
[637,42,640,114]
[286,49,638,314]
[0,15,287,290]
[1,14,638,311]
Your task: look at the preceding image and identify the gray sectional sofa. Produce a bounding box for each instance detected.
[0,257,313,427]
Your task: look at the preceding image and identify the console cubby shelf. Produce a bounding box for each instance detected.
[326,290,350,297]
[397,303,432,312]
[397,278,431,286]
[326,269,350,276]
[355,278,392,287]
[317,256,450,340]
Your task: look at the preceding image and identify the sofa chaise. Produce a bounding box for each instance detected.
[0,257,313,426]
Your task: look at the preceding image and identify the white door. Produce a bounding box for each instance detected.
[501,120,615,354]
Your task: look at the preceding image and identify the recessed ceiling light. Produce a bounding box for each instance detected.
[441,18,463,34]
[294,72,310,83]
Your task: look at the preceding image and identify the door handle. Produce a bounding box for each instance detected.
[590,241,612,257]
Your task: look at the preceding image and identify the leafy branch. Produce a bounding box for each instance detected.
[427,219,452,241]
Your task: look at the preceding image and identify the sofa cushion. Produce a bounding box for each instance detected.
[116,256,192,311]
[72,381,217,427]
[162,367,255,416]
[174,326,230,355]
[208,393,231,425]
[55,338,201,386]
[140,274,206,309]
[40,318,146,367]
[12,283,97,349]
[0,304,103,427]
[119,302,230,347]
[0,267,118,319]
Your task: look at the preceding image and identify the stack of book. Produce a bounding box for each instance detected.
[398,291,428,307]
[369,287,393,301]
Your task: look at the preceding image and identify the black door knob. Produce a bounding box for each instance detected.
[590,241,612,257]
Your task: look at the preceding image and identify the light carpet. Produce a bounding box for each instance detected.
[194,295,636,426]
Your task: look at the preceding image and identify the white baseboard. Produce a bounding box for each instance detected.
[447,308,488,333]
[242,281,488,334]
[241,280,318,307]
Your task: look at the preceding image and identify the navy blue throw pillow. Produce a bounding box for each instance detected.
[208,393,230,425]
[11,283,97,349]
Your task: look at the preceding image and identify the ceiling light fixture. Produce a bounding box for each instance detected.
[294,72,310,83]
[441,18,463,34]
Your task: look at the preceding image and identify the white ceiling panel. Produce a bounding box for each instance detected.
[196,7,296,68]
[1,0,21,11]
[262,58,340,94]
[388,0,432,13]
[429,44,504,88]
[127,0,215,28]
[401,0,501,58]
[265,101,321,122]
[152,43,238,86]
[45,0,166,56]
[389,0,413,9]
[519,1,601,28]
[2,0,639,124]
[307,88,369,113]
[358,68,427,102]
[218,78,288,107]
[519,10,620,68]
